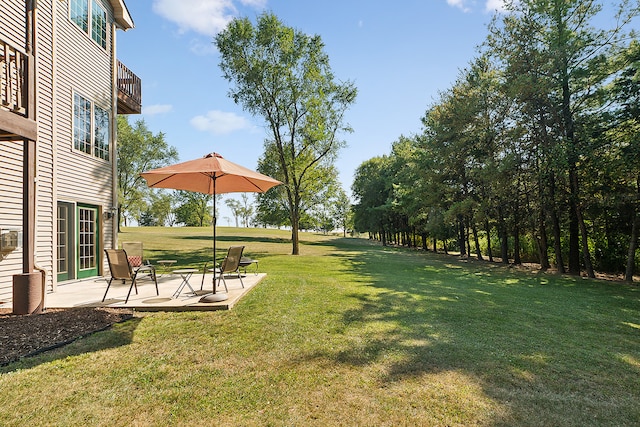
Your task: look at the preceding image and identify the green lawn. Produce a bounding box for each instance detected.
[1,227,639,426]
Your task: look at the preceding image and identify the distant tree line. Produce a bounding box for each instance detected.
[116,117,351,233]
[351,0,640,281]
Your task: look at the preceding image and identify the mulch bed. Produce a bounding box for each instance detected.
[0,307,134,366]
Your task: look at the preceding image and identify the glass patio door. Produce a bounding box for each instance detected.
[57,202,75,281]
[77,205,99,278]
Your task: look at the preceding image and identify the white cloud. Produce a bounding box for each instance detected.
[142,104,173,115]
[152,0,235,36]
[152,0,266,37]
[447,0,472,13]
[190,110,252,134]
[485,0,507,12]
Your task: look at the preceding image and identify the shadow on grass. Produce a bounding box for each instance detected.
[147,247,279,271]
[304,237,640,425]
[179,235,291,244]
[0,317,142,373]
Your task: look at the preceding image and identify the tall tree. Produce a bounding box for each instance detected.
[174,191,213,227]
[147,191,174,226]
[225,198,241,227]
[333,189,352,237]
[117,116,178,230]
[352,156,394,245]
[216,12,357,254]
[489,0,639,276]
[238,194,254,227]
[610,40,640,281]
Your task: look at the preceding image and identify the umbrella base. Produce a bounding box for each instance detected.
[199,293,229,303]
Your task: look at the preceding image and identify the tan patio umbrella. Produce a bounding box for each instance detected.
[140,152,281,302]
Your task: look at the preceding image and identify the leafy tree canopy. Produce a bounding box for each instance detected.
[216,12,357,254]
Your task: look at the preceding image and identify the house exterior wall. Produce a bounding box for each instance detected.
[0,2,25,48]
[52,0,116,278]
[0,141,24,302]
[0,0,127,303]
[0,0,35,303]
[36,0,55,297]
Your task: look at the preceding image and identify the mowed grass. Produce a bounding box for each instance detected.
[1,227,639,426]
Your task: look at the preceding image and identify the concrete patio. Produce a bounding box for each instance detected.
[40,271,266,312]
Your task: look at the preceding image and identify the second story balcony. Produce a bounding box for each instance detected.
[117,60,141,115]
[0,37,36,141]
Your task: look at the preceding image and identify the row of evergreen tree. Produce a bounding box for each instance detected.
[351,0,640,281]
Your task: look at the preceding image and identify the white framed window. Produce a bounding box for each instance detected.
[73,93,92,154]
[70,0,88,32]
[91,1,107,49]
[70,0,107,49]
[94,105,110,160]
[73,92,110,160]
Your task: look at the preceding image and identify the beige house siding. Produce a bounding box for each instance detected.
[0,0,126,302]
[0,0,25,48]
[53,0,116,281]
[0,0,33,301]
[36,0,55,293]
[0,141,24,302]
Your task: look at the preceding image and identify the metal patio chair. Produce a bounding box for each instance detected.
[103,249,158,303]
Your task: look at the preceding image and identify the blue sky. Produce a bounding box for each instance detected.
[117,0,505,224]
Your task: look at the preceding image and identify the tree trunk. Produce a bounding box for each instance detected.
[465,220,471,258]
[570,169,594,278]
[290,192,301,254]
[291,219,300,255]
[472,223,483,260]
[548,176,565,273]
[537,209,551,270]
[563,59,581,275]
[513,223,521,265]
[513,204,521,265]
[576,205,595,278]
[117,205,122,233]
[498,207,509,264]
[458,217,466,256]
[485,219,493,262]
[625,211,639,282]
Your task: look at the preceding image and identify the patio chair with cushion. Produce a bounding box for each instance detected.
[103,249,159,303]
[121,242,154,276]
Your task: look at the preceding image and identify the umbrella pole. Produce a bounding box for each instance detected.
[200,175,228,303]
[212,179,217,293]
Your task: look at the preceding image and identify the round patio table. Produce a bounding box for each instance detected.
[157,259,177,277]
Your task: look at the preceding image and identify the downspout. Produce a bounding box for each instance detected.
[50,0,58,291]
[111,21,118,251]
[23,0,36,275]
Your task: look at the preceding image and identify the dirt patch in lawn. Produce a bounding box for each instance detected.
[0,307,134,366]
